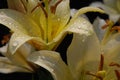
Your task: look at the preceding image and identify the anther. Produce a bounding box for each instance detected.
[50,0,62,14]
[109,62,120,68]
[98,54,104,71]
[115,70,120,80]
[110,26,120,32]
[31,1,48,18]
[102,20,112,29]
[48,0,52,3]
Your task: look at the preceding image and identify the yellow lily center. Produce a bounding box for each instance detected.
[31,0,65,43]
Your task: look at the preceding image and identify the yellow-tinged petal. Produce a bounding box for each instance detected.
[6,43,36,72]
[90,2,120,22]
[93,17,106,41]
[67,17,93,34]
[26,0,40,13]
[117,0,120,12]
[8,32,34,55]
[67,34,101,80]
[104,0,117,10]
[0,9,42,37]
[54,0,70,35]
[7,0,27,13]
[28,50,74,80]
[0,57,30,73]
[100,33,120,80]
[70,7,104,22]
[67,17,101,80]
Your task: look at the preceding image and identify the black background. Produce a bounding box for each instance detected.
[0,0,103,80]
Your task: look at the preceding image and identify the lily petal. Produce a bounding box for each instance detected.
[103,0,117,10]
[70,7,104,22]
[67,34,101,80]
[0,44,8,56]
[0,57,30,73]
[101,33,120,79]
[55,0,70,30]
[67,17,93,34]
[8,32,34,55]
[6,43,36,72]
[117,0,120,12]
[67,17,101,80]
[0,9,42,37]
[28,50,73,80]
[90,2,120,22]
[27,0,40,13]
[7,0,27,13]
[93,17,106,41]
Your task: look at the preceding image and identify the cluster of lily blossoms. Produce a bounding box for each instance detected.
[0,0,120,80]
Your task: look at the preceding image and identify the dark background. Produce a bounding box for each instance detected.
[0,0,103,80]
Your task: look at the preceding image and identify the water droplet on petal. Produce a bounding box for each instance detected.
[12,41,18,47]
[82,39,85,42]
[50,68,54,72]
[8,22,13,26]
[41,56,45,59]
[58,18,60,21]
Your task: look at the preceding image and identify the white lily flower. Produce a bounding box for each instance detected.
[90,0,120,22]
[71,16,120,80]
[0,0,104,76]
[27,17,120,80]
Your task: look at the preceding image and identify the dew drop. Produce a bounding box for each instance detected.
[50,68,54,72]
[57,18,60,21]
[82,39,85,42]
[12,41,18,47]
[8,22,12,25]
[41,56,45,59]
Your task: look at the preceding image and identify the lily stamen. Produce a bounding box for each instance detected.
[109,62,120,68]
[110,26,120,32]
[48,0,52,3]
[85,54,105,80]
[86,71,103,80]
[115,70,120,80]
[102,20,113,29]
[98,54,104,71]
[20,0,27,12]
[50,0,62,14]
[31,1,48,18]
